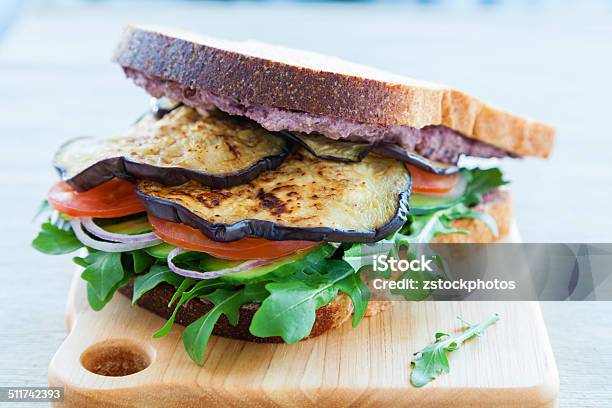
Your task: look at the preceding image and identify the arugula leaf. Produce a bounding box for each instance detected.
[401,203,498,244]
[344,201,499,274]
[80,252,125,301]
[335,272,370,327]
[343,200,498,303]
[87,283,110,311]
[153,279,227,338]
[183,285,268,365]
[86,267,134,311]
[263,244,337,282]
[32,222,83,255]
[168,278,195,307]
[342,236,397,274]
[132,264,184,304]
[243,282,270,301]
[249,260,353,343]
[131,250,155,274]
[411,313,500,387]
[73,256,89,268]
[462,168,507,206]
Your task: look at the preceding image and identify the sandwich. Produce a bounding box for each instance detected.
[32,26,554,364]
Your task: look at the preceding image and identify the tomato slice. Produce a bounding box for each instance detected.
[48,179,145,218]
[407,164,460,194]
[149,215,320,260]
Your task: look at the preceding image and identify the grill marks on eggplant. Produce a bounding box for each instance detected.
[54,107,291,191]
[283,132,459,175]
[137,149,411,243]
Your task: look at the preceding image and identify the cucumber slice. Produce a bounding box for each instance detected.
[94,215,152,235]
[410,194,462,215]
[220,251,310,285]
[221,244,334,285]
[145,243,335,285]
[145,243,176,259]
[199,256,242,271]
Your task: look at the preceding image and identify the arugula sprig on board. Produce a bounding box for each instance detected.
[411,313,501,387]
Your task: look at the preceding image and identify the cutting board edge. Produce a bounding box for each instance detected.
[48,372,559,408]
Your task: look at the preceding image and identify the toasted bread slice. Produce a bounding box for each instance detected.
[113,25,554,158]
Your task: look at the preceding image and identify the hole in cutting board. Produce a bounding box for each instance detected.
[80,339,154,377]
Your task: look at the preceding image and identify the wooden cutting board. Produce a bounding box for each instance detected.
[48,223,559,407]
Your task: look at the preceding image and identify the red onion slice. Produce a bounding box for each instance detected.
[81,217,161,244]
[70,219,162,252]
[168,247,270,279]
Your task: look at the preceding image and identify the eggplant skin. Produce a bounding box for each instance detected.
[280,132,372,163]
[282,131,459,175]
[373,144,459,175]
[137,150,411,243]
[54,107,292,191]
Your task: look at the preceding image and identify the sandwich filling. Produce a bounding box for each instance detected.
[125,68,512,164]
[33,100,508,365]
[137,149,411,243]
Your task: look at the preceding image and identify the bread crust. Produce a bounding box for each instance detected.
[113,26,554,158]
[117,285,352,343]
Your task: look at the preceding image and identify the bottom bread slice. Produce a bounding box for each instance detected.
[117,285,352,343]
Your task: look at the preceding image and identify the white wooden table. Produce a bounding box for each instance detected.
[0,2,610,407]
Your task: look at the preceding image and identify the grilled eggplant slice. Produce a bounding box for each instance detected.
[54,107,292,191]
[137,149,411,243]
[283,132,458,175]
[373,144,459,175]
[281,132,372,163]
